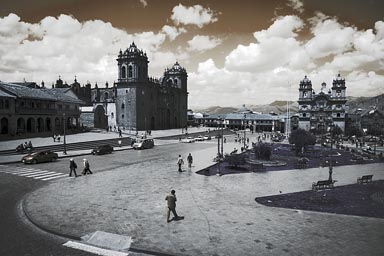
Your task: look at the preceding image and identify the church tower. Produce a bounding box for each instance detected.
[117,42,148,83]
[298,76,313,130]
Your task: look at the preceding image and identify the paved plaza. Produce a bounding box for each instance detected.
[2,129,384,255]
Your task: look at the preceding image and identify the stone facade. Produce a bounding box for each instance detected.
[0,82,83,140]
[298,74,347,133]
[113,42,188,131]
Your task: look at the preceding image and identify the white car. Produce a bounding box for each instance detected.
[195,135,205,141]
[181,137,195,143]
[203,135,211,140]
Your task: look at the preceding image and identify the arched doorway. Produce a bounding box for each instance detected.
[55,117,60,133]
[27,118,35,133]
[37,118,44,132]
[46,118,51,132]
[94,105,107,129]
[1,117,8,134]
[17,118,25,134]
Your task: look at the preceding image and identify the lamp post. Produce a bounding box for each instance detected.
[63,113,67,155]
[243,114,247,149]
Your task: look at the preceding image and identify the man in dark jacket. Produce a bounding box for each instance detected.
[165,190,180,222]
[69,159,78,177]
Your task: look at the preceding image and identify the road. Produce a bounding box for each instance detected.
[0,140,218,255]
[0,171,95,256]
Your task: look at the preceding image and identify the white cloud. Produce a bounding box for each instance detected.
[225,16,309,72]
[161,25,186,41]
[139,0,147,7]
[190,14,384,108]
[187,35,222,52]
[0,13,169,84]
[286,0,304,13]
[170,4,218,28]
[305,18,355,59]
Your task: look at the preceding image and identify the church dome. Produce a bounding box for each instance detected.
[122,42,147,57]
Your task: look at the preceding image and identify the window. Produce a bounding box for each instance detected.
[121,103,125,109]
[128,66,133,78]
[337,113,340,118]
[122,114,124,119]
[111,112,114,119]
[121,66,126,78]
[0,99,3,109]
[303,113,306,117]
[104,92,109,100]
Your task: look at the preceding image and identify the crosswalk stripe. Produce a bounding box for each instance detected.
[4,169,39,174]
[18,170,50,176]
[0,166,67,182]
[42,174,69,181]
[23,171,55,177]
[33,173,65,179]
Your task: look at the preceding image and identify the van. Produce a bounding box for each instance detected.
[132,138,154,150]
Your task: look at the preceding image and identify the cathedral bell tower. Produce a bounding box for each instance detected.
[298,75,313,100]
[331,73,346,98]
[117,42,148,83]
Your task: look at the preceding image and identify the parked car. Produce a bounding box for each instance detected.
[181,137,195,143]
[203,135,211,140]
[91,145,114,155]
[132,138,154,150]
[195,135,205,141]
[22,150,58,164]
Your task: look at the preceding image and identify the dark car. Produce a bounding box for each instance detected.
[22,150,58,164]
[132,139,154,150]
[91,145,114,155]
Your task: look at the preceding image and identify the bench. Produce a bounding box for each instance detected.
[357,175,373,184]
[312,180,337,190]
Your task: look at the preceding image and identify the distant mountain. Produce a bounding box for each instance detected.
[347,94,384,112]
[194,93,384,115]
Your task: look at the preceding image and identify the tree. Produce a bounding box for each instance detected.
[288,128,316,156]
[253,142,272,160]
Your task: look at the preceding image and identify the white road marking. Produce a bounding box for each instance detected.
[63,241,129,256]
[42,174,68,181]
[32,173,65,179]
[19,171,51,177]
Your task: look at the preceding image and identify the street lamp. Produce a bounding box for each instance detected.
[63,113,67,155]
[243,114,247,149]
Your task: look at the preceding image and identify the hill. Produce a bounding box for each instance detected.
[194,93,384,115]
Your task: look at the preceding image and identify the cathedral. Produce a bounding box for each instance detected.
[298,74,347,133]
[92,42,188,131]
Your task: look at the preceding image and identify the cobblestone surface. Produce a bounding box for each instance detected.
[23,150,384,256]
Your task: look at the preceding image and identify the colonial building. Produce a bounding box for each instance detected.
[203,105,285,133]
[0,82,83,140]
[92,42,188,131]
[298,74,347,133]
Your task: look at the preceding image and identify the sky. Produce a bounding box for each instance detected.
[0,0,383,109]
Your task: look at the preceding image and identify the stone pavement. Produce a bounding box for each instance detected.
[22,137,384,256]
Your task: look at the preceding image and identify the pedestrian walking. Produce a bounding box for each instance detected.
[118,128,122,138]
[165,190,183,223]
[53,134,56,142]
[177,155,184,172]
[57,135,61,142]
[187,153,193,168]
[82,159,93,175]
[69,159,78,177]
